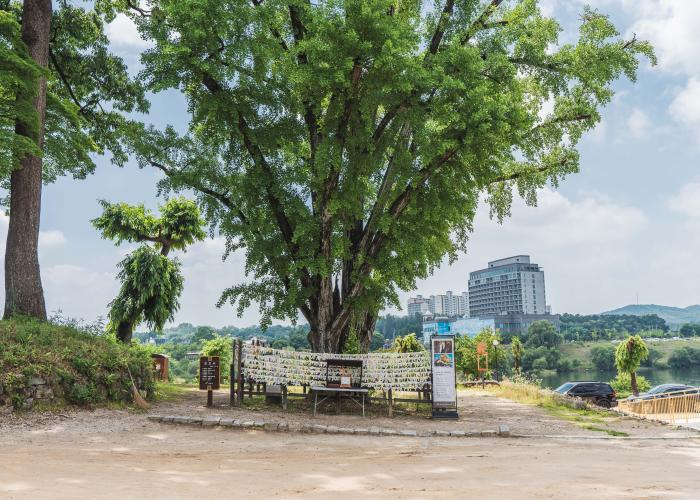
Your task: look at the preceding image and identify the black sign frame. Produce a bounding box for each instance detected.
[199,356,221,390]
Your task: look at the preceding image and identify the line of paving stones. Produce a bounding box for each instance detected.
[147,415,510,438]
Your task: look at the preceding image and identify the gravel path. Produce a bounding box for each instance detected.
[1,388,695,441]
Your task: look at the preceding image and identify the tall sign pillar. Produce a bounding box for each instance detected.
[431,334,458,419]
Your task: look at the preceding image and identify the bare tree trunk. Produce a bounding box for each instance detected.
[4,0,52,320]
[630,371,639,396]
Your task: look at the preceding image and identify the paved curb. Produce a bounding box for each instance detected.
[146,414,510,439]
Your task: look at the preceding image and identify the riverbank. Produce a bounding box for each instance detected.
[536,338,700,389]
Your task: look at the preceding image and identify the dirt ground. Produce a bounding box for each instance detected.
[2,390,700,499]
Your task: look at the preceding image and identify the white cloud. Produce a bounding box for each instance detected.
[625,1,700,77]
[669,78,700,140]
[105,14,150,50]
[626,108,651,139]
[39,230,67,247]
[388,188,649,315]
[668,182,700,217]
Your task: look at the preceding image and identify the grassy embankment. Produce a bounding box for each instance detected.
[558,337,700,369]
[488,380,629,437]
[0,318,154,410]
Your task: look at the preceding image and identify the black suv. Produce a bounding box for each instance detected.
[554,381,618,408]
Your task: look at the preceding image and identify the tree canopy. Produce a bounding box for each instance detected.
[615,335,649,396]
[525,320,562,348]
[93,197,206,342]
[114,0,653,352]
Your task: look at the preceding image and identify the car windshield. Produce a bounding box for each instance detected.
[646,385,675,395]
[554,383,575,394]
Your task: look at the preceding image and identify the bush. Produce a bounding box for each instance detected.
[391,333,425,353]
[590,345,616,371]
[610,372,651,398]
[668,347,700,370]
[532,357,548,371]
[201,336,233,381]
[0,318,153,409]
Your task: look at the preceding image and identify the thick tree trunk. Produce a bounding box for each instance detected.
[4,0,52,320]
[117,320,134,343]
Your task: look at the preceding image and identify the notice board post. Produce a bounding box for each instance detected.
[200,356,220,407]
[431,335,458,419]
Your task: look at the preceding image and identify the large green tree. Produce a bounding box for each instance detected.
[120,0,653,352]
[1,1,147,320]
[92,197,206,342]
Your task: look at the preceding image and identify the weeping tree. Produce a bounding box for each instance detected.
[92,197,206,343]
[1,2,147,320]
[118,0,653,352]
[615,335,649,396]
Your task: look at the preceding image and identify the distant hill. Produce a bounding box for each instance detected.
[602,304,700,328]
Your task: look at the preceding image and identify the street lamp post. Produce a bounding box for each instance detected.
[492,339,500,381]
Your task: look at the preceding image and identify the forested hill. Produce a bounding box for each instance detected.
[602,305,700,328]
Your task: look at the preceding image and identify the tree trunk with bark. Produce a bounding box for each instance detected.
[630,371,639,396]
[4,0,52,321]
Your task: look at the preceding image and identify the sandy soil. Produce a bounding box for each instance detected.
[2,390,699,499]
[2,424,700,499]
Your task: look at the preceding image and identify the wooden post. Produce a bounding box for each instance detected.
[236,339,243,406]
[388,388,393,417]
[207,388,213,407]
[282,385,288,411]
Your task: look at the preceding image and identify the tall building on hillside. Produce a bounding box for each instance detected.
[468,255,547,317]
[407,291,468,318]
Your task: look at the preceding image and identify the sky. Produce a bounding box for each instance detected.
[3,0,700,328]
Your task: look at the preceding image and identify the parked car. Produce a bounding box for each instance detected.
[554,381,618,408]
[627,384,699,401]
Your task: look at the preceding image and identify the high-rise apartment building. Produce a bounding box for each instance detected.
[407,295,431,316]
[407,291,468,318]
[468,256,546,317]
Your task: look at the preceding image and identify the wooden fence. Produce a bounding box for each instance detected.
[617,388,700,425]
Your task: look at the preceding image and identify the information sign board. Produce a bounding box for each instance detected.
[431,335,457,418]
[199,356,221,390]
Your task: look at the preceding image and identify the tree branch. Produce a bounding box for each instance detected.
[49,48,86,114]
[460,0,505,45]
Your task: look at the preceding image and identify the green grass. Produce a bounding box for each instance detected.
[0,317,154,410]
[488,380,630,436]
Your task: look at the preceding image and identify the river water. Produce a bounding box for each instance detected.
[539,367,700,390]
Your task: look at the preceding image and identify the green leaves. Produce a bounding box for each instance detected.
[121,1,654,338]
[94,197,206,336]
[92,197,206,252]
[0,9,43,174]
[109,245,184,333]
[0,3,148,198]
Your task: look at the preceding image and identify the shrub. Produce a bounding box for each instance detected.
[668,347,700,370]
[532,357,548,371]
[201,336,233,381]
[391,333,425,353]
[610,372,651,398]
[590,345,616,371]
[0,318,153,409]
